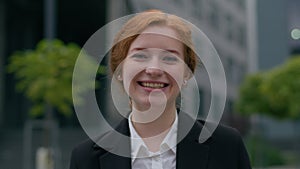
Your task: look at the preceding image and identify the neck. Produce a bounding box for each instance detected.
[131,104,176,138]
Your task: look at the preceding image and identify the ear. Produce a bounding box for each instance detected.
[182,79,188,86]
[184,69,192,80]
[182,71,192,87]
[115,66,123,81]
[117,74,123,81]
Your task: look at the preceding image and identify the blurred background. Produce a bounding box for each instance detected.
[0,0,299,169]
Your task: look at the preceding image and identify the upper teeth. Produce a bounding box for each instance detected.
[141,82,165,88]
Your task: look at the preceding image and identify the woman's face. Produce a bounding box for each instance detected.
[120,25,188,111]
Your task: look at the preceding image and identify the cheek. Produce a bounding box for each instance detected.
[122,61,143,94]
[166,66,185,88]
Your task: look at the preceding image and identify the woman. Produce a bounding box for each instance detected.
[70,10,251,169]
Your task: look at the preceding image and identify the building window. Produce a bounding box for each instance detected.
[237,25,247,48]
[226,56,234,82]
[237,0,246,10]
[208,1,220,30]
[192,0,202,19]
[225,14,234,42]
[173,0,182,6]
[237,64,246,84]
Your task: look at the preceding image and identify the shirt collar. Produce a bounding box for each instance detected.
[128,111,178,159]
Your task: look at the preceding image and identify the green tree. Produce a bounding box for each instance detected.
[7,39,105,118]
[236,55,300,119]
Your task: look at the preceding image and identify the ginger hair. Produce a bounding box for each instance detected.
[109,10,198,75]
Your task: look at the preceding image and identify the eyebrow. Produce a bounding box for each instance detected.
[129,47,145,52]
[129,47,181,55]
[164,49,181,55]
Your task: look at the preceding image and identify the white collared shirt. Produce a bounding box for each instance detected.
[128,113,178,169]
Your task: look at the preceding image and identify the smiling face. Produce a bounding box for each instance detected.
[120,25,188,111]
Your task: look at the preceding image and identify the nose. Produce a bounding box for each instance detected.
[145,67,163,77]
[144,53,164,77]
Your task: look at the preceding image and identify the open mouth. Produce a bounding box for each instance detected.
[138,81,169,89]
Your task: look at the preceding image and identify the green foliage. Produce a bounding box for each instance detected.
[7,39,106,117]
[236,55,300,119]
[235,73,269,115]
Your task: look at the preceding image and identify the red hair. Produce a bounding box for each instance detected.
[109,10,198,75]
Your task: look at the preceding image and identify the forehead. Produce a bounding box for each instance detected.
[128,26,184,55]
[141,25,180,39]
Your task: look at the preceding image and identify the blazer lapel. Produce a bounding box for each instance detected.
[96,119,132,169]
[99,151,131,169]
[176,112,210,169]
[95,111,211,169]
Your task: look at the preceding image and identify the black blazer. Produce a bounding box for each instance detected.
[70,112,251,169]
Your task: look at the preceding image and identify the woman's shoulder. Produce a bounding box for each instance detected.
[197,119,244,145]
[71,133,111,159]
[72,138,95,152]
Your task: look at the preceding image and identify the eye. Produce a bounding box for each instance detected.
[162,55,179,64]
[130,53,149,61]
